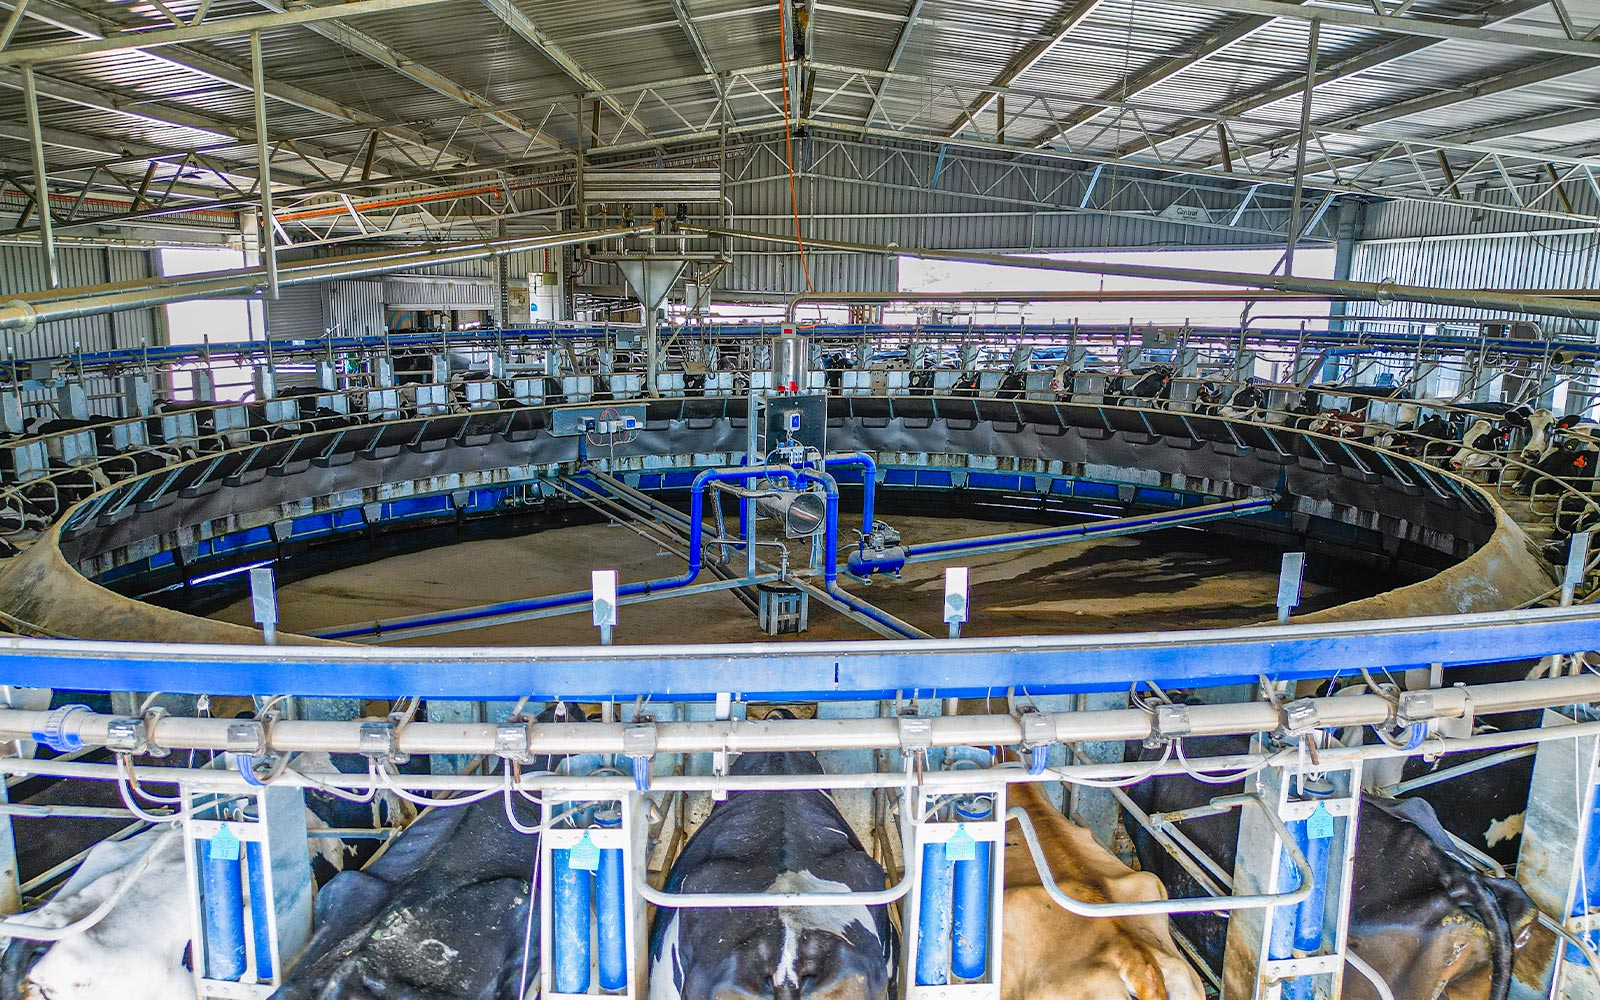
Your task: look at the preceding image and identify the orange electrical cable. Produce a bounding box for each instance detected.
[778,1,814,293]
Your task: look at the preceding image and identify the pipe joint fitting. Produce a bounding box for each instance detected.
[495,721,536,764]
[358,720,408,765]
[105,715,149,755]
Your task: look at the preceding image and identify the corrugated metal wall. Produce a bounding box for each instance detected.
[327,280,385,338]
[0,244,161,358]
[1345,232,1600,339]
[381,277,495,309]
[265,285,327,339]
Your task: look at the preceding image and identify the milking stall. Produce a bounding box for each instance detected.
[5,2,1600,1000]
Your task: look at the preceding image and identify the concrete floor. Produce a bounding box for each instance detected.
[209,513,1382,645]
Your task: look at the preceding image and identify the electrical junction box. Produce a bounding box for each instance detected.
[552,404,647,438]
[762,393,826,460]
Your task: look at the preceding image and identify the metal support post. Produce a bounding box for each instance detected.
[20,63,58,290]
[1285,19,1320,278]
[1223,748,1361,1000]
[1515,707,1600,1000]
[250,31,278,301]
[540,791,645,998]
[182,781,313,999]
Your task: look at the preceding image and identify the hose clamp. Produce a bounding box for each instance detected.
[1277,698,1320,738]
[494,721,535,764]
[623,722,658,791]
[1016,708,1055,776]
[105,716,148,754]
[1144,703,1192,748]
[33,704,90,753]
[358,720,407,764]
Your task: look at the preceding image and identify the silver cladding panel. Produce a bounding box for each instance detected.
[1344,232,1600,339]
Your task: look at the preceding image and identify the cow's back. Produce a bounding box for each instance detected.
[1003,782,1203,1000]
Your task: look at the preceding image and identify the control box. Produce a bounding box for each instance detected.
[761,393,826,462]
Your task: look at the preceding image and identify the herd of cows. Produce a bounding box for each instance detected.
[0,702,1548,1000]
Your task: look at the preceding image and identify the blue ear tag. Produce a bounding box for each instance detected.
[210,824,242,862]
[568,832,601,872]
[945,824,977,862]
[1306,803,1335,840]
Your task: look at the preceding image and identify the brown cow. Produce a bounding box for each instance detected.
[1002,780,1205,1000]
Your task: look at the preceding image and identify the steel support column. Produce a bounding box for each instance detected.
[249,31,277,301]
[20,63,58,289]
[1284,19,1319,278]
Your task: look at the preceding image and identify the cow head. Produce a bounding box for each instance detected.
[1450,419,1497,471]
[1520,408,1557,463]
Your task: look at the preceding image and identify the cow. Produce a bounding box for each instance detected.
[0,750,408,1000]
[1125,734,1537,1000]
[269,790,541,1000]
[1106,366,1174,408]
[1003,778,1205,1000]
[1449,418,1511,477]
[1511,416,1600,499]
[648,750,897,1000]
[1,826,190,1000]
[1217,382,1268,421]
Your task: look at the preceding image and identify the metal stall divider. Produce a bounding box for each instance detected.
[904,782,1007,998]
[540,790,647,999]
[1223,749,1362,1000]
[1515,707,1600,1000]
[181,781,314,1000]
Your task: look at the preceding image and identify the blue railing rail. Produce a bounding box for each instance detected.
[0,605,1593,700]
[7,322,1597,371]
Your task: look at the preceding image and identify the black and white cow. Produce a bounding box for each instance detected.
[269,789,540,1000]
[0,826,189,1000]
[1126,734,1537,1000]
[1512,413,1600,498]
[648,750,897,1000]
[1105,365,1174,408]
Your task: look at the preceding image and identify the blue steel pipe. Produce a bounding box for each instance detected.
[202,839,248,981]
[552,848,594,994]
[803,469,922,639]
[822,452,877,533]
[595,812,628,991]
[315,465,796,639]
[903,496,1277,561]
[245,841,274,981]
[1567,790,1600,964]
[915,841,955,986]
[951,797,994,981]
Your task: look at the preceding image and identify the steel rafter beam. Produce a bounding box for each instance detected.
[244,0,566,153]
[0,68,359,186]
[474,0,643,141]
[861,0,922,126]
[0,0,463,65]
[1106,0,1552,161]
[944,0,1101,138]
[1154,0,1600,58]
[1029,0,1316,149]
[726,134,1328,241]
[0,0,470,171]
[802,111,1600,227]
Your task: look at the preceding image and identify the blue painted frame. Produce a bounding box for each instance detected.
[3,607,1594,701]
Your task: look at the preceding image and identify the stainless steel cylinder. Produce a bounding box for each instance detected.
[772,333,808,389]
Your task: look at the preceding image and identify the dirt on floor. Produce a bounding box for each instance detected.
[208,513,1390,645]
